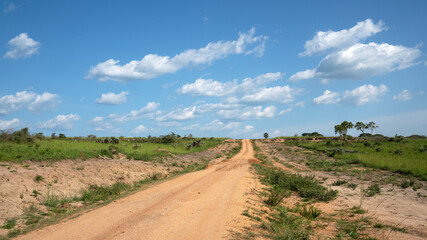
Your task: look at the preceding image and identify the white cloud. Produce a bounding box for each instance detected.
[3,3,16,13]
[0,118,20,130]
[87,28,268,82]
[177,78,237,96]
[28,92,60,112]
[342,84,388,106]
[241,85,299,104]
[200,120,240,131]
[313,90,340,105]
[37,114,80,130]
[179,72,284,97]
[89,116,113,132]
[313,84,388,106]
[133,125,148,134]
[294,101,305,108]
[0,91,36,115]
[300,19,385,56]
[110,102,160,122]
[393,89,412,101]
[0,91,60,115]
[4,33,40,59]
[289,69,315,82]
[156,106,196,122]
[244,125,254,133]
[217,105,276,120]
[291,42,421,81]
[279,108,292,115]
[96,91,129,105]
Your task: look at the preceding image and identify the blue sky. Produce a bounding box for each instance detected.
[1,0,426,138]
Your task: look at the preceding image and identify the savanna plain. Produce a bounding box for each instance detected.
[0,124,426,240]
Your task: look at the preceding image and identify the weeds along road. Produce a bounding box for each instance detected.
[17,139,258,240]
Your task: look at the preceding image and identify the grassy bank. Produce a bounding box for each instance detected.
[0,138,225,162]
[283,138,427,179]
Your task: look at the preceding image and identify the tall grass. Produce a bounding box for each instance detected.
[0,138,225,162]
[286,138,427,179]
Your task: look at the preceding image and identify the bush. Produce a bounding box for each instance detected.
[265,185,291,206]
[364,184,381,197]
[299,205,321,219]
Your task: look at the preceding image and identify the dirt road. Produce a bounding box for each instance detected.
[17,139,258,240]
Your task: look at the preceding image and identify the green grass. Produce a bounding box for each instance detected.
[0,138,225,162]
[253,164,338,202]
[285,138,427,179]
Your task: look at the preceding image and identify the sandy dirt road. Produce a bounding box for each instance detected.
[17,139,258,240]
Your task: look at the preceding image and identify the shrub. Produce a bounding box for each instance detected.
[332,180,348,186]
[298,205,321,219]
[364,184,381,197]
[34,175,44,182]
[2,218,16,229]
[265,185,291,206]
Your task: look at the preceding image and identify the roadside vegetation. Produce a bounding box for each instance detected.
[0,128,224,162]
[276,121,427,180]
[241,141,338,239]
[240,139,424,239]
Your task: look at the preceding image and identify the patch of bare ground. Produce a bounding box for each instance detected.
[255,140,427,240]
[0,140,238,237]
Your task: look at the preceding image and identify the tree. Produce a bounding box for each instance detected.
[264,132,269,139]
[58,133,66,139]
[51,133,57,139]
[355,122,368,138]
[334,121,354,144]
[367,121,378,135]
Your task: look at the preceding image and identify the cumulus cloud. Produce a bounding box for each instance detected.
[133,125,148,134]
[241,86,299,104]
[96,91,129,105]
[199,120,240,131]
[178,72,283,97]
[0,118,20,130]
[244,125,254,133]
[313,90,340,105]
[110,102,160,122]
[342,84,388,106]
[4,33,40,59]
[0,91,36,115]
[217,105,276,120]
[393,89,412,101]
[156,106,196,122]
[0,91,60,115]
[300,19,385,56]
[313,84,388,106]
[89,116,113,132]
[178,72,301,105]
[87,28,268,82]
[177,78,237,97]
[279,108,292,115]
[291,42,421,81]
[37,114,80,130]
[28,92,60,112]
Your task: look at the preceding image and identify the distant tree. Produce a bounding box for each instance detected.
[51,133,57,139]
[264,132,269,139]
[34,132,44,140]
[355,122,368,139]
[87,134,96,140]
[334,121,354,144]
[58,133,66,139]
[367,121,378,135]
